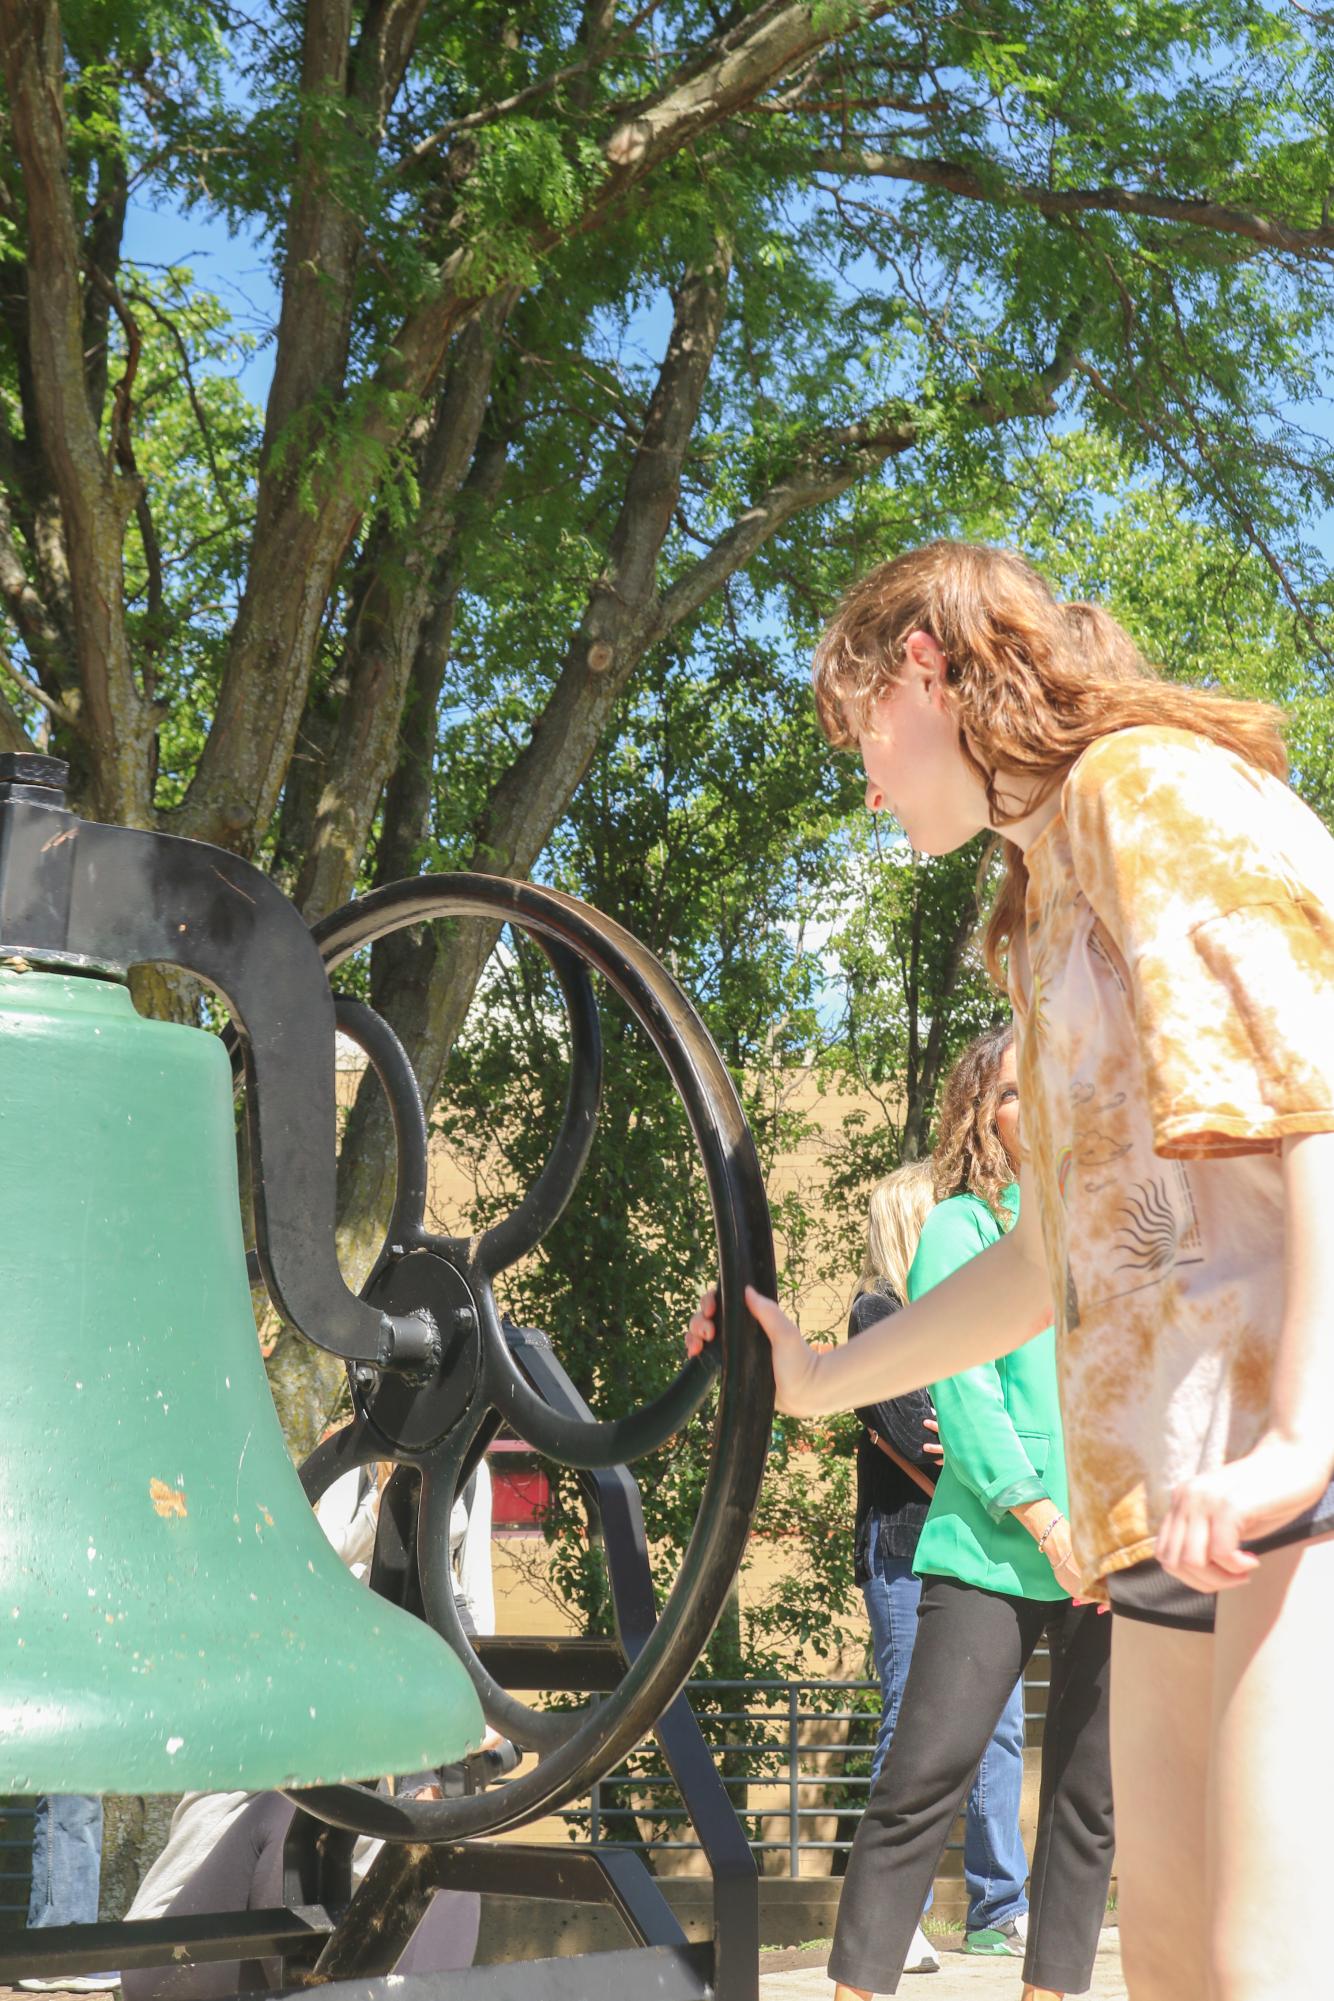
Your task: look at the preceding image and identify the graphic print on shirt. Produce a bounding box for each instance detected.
[1063,1262,1081,1333]
[1068,1078,1132,1197]
[1024,877,1083,1049]
[1065,1068,1205,1309]
[1086,924,1128,995]
[1108,1165,1204,1299]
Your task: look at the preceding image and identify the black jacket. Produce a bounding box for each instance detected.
[849,1285,940,1579]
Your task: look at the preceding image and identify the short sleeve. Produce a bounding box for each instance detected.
[1064,728,1334,1158]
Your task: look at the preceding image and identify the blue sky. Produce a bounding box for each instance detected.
[122,201,278,406]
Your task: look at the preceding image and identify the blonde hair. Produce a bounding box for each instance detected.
[855,1160,935,1304]
[930,1021,1016,1228]
[812,541,1288,983]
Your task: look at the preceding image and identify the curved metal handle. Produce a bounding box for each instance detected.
[0,781,430,1372]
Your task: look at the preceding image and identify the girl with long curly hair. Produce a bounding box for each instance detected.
[834,1024,1113,2000]
[689,539,1334,2000]
[847,1155,1030,1976]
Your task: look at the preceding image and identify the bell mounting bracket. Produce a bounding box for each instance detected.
[0,753,432,1373]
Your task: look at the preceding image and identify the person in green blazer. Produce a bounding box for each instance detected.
[828,1024,1115,2001]
[911,1191,1071,1603]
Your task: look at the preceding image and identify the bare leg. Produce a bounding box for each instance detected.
[1208,1534,1334,2001]
[1110,1615,1212,2001]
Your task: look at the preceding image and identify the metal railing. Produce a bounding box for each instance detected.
[0,1801,36,1923]
[0,1661,1051,1917]
[566,1657,1051,1877]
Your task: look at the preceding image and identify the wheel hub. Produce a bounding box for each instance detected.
[359,1251,482,1453]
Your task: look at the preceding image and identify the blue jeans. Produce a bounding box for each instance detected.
[862,1546,1028,1932]
[28,1795,103,1928]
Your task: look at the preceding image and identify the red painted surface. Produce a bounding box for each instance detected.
[487,1437,550,1532]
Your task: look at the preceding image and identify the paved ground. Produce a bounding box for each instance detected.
[759,1926,1127,1999]
[0,1940,1129,2000]
[0,1932,1130,1999]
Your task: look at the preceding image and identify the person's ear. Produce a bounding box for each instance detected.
[902,629,949,698]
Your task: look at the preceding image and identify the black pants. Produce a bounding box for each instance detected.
[829,1577,1114,1996]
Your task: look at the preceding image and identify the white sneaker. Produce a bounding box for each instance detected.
[1012,1912,1029,1944]
[904,1924,940,1974]
[20,1977,119,1992]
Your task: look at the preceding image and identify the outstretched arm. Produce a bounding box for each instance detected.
[687,1169,1053,1418]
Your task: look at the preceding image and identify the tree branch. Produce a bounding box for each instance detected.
[656,410,916,634]
[127,288,226,496]
[603,0,894,174]
[0,648,40,753]
[905,889,977,1157]
[259,0,356,457]
[292,289,515,921]
[0,261,78,690]
[0,484,69,696]
[403,1,661,160]
[0,0,155,824]
[84,264,143,477]
[85,265,168,685]
[808,150,1334,257]
[349,0,432,122]
[0,638,77,733]
[332,403,519,1284]
[656,326,1081,637]
[79,131,129,429]
[177,0,434,852]
[470,237,733,878]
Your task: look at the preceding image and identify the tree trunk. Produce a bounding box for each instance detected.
[331,245,732,1282]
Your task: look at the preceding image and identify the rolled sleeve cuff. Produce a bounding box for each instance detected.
[983,1474,1049,1523]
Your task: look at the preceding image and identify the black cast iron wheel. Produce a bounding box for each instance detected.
[286,873,775,1841]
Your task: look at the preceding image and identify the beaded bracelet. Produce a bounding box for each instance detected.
[1037,1512,1067,1555]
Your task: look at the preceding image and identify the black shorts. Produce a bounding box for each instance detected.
[1106,1477,1334,1633]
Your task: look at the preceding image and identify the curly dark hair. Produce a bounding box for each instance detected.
[930,1021,1017,1227]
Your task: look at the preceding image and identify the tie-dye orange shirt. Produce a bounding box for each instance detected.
[1009,724,1334,1593]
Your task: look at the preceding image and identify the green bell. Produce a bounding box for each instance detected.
[0,965,483,1794]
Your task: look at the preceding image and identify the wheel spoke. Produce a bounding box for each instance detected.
[416,1423,576,1756]
[298,1417,385,1506]
[473,1271,716,1470]
[476,939,601,1276]
[313,896,601,1277]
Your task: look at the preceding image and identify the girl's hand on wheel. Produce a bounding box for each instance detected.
[686,1283,828,1417]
